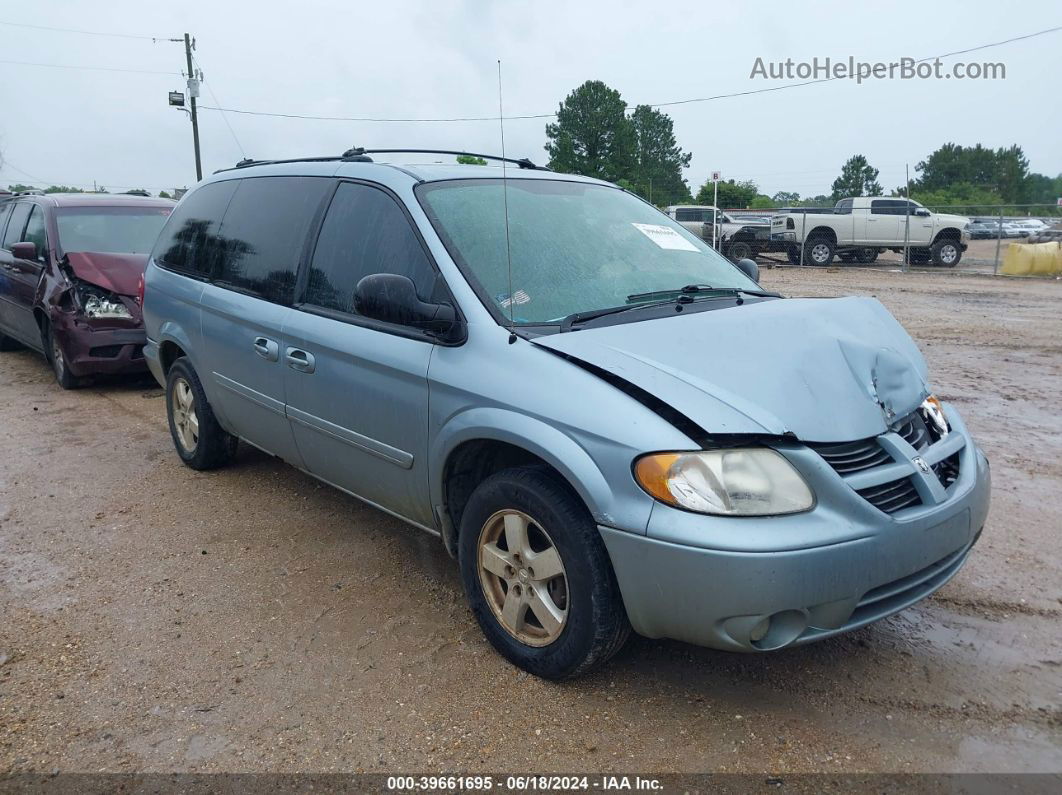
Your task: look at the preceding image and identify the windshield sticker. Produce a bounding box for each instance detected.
[497,289,531,309]
[632,223,700,251]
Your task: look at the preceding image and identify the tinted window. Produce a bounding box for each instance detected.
[151,180,239,277]
[304,182,442,316]
[674,209,700,222]
[871,199,906,216]
[215,177,330,304]
[3,203,30,249]
[835,199,853,215]
[22,205,47,256]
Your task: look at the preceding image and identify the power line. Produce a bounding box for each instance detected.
[192,55,246,158]
[0,19,167,40]
[0,58,179,76]
[194,24,1062,123]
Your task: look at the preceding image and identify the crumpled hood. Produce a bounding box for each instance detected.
[534,296,931,443]
[65,252,147,296]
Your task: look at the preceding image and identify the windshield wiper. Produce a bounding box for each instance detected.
[559,298,677,332]
[626,284,780,302]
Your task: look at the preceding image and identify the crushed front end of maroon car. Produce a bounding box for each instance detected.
[50,251,150,377]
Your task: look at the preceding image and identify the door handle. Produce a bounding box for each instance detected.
[253,336,279,362]
[285,347,316,374]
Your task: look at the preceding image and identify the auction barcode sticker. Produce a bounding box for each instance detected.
[632,223,699,251]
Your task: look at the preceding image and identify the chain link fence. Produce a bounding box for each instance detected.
[678,201,1062,276]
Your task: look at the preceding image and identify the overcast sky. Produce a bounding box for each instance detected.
[1,0,1060,199]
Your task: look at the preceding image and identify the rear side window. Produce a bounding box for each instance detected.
[303,181,442,315]
[3,203,30,249]
[835,199,853,215]
[214,177,331,305]
[152,180,238,277]
[871,199,905,215]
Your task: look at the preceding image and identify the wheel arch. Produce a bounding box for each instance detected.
[431,409,618,558]
[932,227,963,244]
[806,226,838,243]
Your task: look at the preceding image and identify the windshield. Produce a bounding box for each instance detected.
[56,206,172,255]
[417,179,758,325]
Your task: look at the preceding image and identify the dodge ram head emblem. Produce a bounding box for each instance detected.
[913,456,931,474]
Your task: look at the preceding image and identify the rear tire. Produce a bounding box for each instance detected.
[166,357,238,470]
[0,332,23,352]
[458,466,630,680]
[805,236,835,266]
[42,320,84,389]
[931,238,962,268]
[727,241,753,262]
[855,247,879,264]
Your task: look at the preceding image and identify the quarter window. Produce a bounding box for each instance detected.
[303,182,442,316]
[214,177,331,304]
[3,203,30,249]
[22,206,47,257]
[152,180,239,277]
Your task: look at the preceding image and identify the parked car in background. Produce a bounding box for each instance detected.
[0,193,174,387]
[141,151,990,679]
[967,221,996,239]
[772,197,970,267]
[1002,221,1030,238]
[664,205,724,238]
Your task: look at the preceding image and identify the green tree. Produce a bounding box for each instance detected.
[456,155,488,165]
[772,191,800,205]
[830,155,882,201]
[913,143,1030,204]
[545,80,635,182]
[158,190,173,199]
[7,184,37,193]
[44,185,84,193]
[911,182,1004,215]
[694,178,760,208]
[627,105,691,206]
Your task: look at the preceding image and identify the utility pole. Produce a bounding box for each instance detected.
[184,33,202,181]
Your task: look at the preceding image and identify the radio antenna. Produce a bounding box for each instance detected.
[497,59,517,344]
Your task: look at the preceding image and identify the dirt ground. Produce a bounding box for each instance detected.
[1,268,1060,776]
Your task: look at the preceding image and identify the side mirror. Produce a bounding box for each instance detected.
[915,208,930,217]
[11,241,37,260]
[736,258,759,283]
[354,273,460,338]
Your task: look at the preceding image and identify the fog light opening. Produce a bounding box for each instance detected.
[749,610,807,651]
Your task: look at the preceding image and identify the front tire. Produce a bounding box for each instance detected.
[458,466,629,679]
[931,238,962,267]
[42,320,83,389]
[166,357,238,470]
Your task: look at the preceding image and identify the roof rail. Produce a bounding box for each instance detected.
[216,147,547,174]
[345,148,546,170]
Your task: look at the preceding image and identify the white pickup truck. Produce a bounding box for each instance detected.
[771,197,970,267]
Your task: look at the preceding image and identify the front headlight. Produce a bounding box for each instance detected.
[74,282,133,320]
[633,448,814,516]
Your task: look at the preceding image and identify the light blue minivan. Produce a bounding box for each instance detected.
[142,149,991,679]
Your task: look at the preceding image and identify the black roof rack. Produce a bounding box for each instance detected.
[216,147,547,174]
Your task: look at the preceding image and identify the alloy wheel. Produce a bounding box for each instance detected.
[171,377,199,453]
[477,509,569,647]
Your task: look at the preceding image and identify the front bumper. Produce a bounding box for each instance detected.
[53,314,148,377]
[600,410,991,652]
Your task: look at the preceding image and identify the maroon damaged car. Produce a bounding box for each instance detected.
[0,192,173,387]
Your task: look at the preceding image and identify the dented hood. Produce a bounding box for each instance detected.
[534,296,931,443]
[65,252,147,297]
